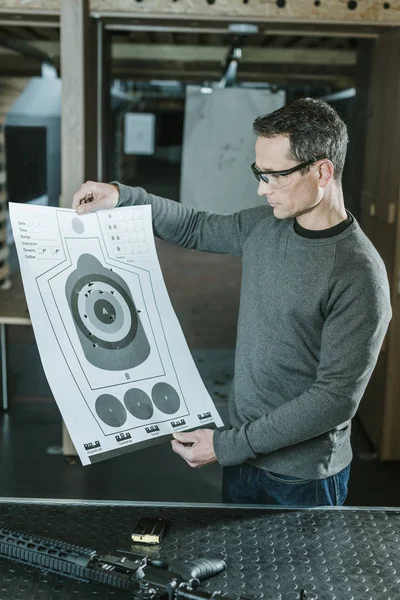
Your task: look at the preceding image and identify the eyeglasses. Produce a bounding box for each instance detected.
[251,158,324,189]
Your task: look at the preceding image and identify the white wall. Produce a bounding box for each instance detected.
[180,86,285,214]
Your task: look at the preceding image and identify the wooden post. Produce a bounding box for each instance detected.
[60,0,102,455]
[346,39,374,220]
[358,31,400,459]
[96,19,112,182]
[60,0,98,208]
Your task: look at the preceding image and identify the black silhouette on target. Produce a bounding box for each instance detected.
[66,254,151,371]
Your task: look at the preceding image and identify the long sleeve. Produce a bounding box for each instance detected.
[113,182,266,257]
[213,262,392,466]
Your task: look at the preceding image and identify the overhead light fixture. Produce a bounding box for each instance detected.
[149,80,181,88]
[322,88,356,101]
[227,23,259,35]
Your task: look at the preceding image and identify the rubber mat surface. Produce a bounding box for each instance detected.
[0,501,399,599]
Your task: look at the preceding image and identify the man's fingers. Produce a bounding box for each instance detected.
[171,439,188,455]
[73,182,119,213]
[171,429,216,469]
[173,431,197,443]
[171,440,197,468]
[72,182,96,209]
[75,198,103,215]
[171,439,193,458]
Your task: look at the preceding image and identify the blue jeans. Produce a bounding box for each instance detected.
[222,463,351,506]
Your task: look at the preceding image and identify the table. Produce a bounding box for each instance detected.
[0,498,399,600]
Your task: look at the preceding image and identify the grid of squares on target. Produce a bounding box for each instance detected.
[105,208,148,255]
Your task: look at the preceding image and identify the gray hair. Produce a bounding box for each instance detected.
[253,97,349,180]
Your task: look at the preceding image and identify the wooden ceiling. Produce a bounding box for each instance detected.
[0,20,374,88]
[0,0,400,26]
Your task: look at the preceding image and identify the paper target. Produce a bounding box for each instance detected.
[65,254,151,371]
[9,203,223,466]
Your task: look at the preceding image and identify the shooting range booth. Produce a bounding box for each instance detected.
[0,1,400,599]
[4,0,397,462]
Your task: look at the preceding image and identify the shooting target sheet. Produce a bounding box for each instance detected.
[9,203,223,465]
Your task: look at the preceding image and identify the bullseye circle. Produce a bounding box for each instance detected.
[72,273,138,349]
[124,388,154,420]
[96,394,127,427]
[151,382,180,415]
[83,287,127,338]
[94,298,117,324]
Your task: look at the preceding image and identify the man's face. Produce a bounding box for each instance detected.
[254,135,322,220]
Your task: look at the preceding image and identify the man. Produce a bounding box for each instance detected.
[72,98,391,506]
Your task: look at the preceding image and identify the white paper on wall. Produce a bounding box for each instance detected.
[124,113,155,155]
[180,87,286,214]
[10,203,223,465]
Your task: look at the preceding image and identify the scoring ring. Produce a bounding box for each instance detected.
[71,273,138,349]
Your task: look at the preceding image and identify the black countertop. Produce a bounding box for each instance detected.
[0,499,399,600]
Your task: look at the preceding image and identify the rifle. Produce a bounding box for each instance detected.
[0,527,248,599]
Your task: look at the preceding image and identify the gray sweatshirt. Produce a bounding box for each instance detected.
[116,183,392,479]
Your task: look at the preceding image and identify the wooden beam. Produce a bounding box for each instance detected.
[0,19,382,40]
[97,19,112,181]
[0,2,59,14]
[377,32,400,461]
[348,39,374,217]
[1,0,400,27]
[0,56,354,87]
[110,44,357,66]
[358,31,400,460]
[0,18,59,28]
[60,0,104,457]
[60,0,97,207]
[111,65,354,87]
[0,41,357,66]
[106,24,378,39]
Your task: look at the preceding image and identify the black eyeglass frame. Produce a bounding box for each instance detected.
[251,157,325,184]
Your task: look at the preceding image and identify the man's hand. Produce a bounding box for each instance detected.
[72,181,119,215]
[171,429,217,468]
